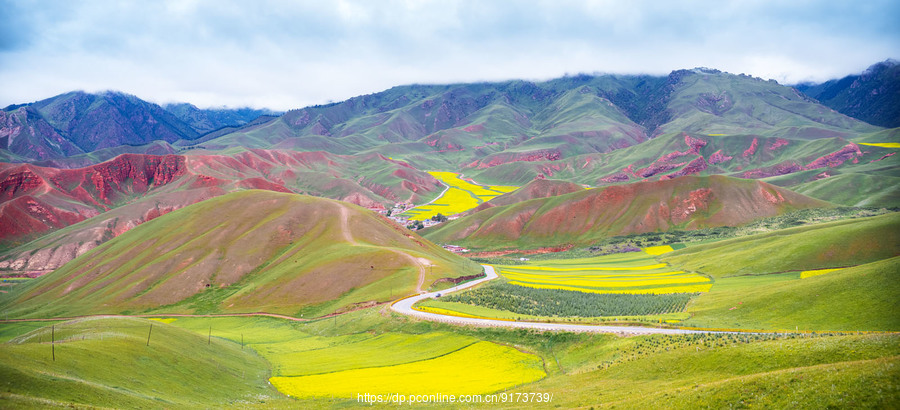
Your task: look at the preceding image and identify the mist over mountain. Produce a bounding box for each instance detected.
[163,102,281,134]
[796,60,900,128]
[2,65,893,164]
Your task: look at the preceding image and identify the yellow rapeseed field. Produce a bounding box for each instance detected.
[800,268,844,279]
[489,185,519,193]
[502,263,668,272]
[858,142,900,148]
[502,273,710,288]
[498,250,712,294]
[507,281,713,294]
[643,245,675,255]
[404,172,519,220]
[499,270,689,280]
[269,341,544,398]
[414,305,488,319]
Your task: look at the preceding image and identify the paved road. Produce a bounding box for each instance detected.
[391,265,716,335]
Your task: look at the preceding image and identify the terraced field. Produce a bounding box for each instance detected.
[403,172,517,221]
[497,250,712,294]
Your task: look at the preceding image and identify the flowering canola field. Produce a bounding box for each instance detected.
[800,268,843,279]
[498,249,712,294]
[858,142,900,148]
[270,341,545,398]
[169,318,544,399]
[403,172,517,221]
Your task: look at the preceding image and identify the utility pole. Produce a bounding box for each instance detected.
[208,326,211,345]
[51,325,55,361]
[146,323,153,346]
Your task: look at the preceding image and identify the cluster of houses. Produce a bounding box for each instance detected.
[378,203,459,230]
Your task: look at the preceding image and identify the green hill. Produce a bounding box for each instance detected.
[658,212,900,331]
[661,212,900,278]
[0,317,286,408]
[0,190,481,318]
[683,257,900,331]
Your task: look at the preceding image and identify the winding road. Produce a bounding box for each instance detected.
[391,265,716,335]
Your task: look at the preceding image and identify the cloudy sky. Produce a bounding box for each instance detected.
[1,0,897,110]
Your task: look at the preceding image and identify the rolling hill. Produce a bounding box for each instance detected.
[422,175,830,250]
[0,317,287,408]
[0,150,441,252]
[0,190,481,319]
[661,212,900,278]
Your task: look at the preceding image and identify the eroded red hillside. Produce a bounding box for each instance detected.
[0,151,440,270]
[423,175,830,250]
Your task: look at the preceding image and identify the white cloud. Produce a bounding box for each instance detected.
[0,0,897,110]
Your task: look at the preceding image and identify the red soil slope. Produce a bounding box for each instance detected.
[0,151,439,243]
[0,151,440,273]
[464,178,584,215]
[423,175,831,249]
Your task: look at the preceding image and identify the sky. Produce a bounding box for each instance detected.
[1,0,898,111]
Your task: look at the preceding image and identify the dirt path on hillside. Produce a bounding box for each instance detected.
[338,204,357,245]
[387,250,429,293]
[338,203,429,293]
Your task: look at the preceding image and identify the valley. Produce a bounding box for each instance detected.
[1,63,898,408]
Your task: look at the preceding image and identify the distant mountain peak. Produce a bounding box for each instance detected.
[796,59,900,127]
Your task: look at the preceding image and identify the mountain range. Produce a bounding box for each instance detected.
[1,61,897,275]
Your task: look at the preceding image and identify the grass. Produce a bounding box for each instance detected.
[3,306,897,407]
[403,172,518,220]
[162,314,544,401]
[254,332,477,376]
[0,190,482,319]
[662,212,900,278]
[682,257,900,331]
[0,317,287,408]
[509,333,900,409]
[791,173,900,208]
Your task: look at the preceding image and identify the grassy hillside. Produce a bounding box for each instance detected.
[516,333,899,409]
[2,305,896,407]
[682,257,900,331]
[661,212,900,277]
[0,190,481,318]
[0,317,286,408]
[423,175,829,251]
[790,173,900,207]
